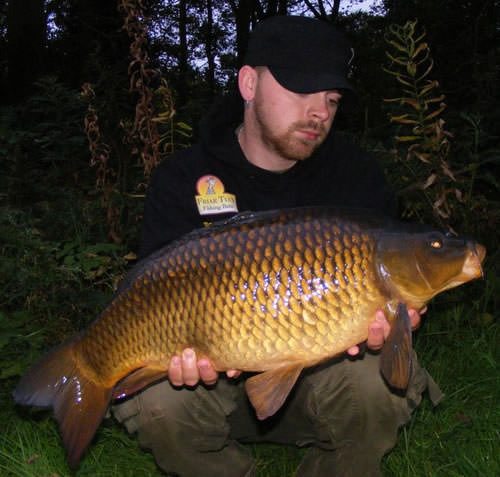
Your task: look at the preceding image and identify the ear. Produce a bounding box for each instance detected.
[238,65,258,102]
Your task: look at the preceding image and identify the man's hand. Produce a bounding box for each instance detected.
[168,348,241,387]
[346,307,424,356]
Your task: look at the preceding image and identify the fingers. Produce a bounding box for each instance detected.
[168,348,221,387]
[226,369,242,378]
[348,307,424,357]
[198,357,218,386]
[408,307,423,330]
[366,310,390,351]
[181,348,201,386]
[168,354,184,386]
[346,345,360,356]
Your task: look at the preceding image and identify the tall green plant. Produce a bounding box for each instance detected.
[383,20,460,226]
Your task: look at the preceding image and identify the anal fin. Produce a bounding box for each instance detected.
[380,302,413,389]
[245,364,303,420]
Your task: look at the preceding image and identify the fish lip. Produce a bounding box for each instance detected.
[463,242,486,280]
[474,243,487,278]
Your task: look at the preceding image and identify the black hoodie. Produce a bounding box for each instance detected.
[138,93,397,259]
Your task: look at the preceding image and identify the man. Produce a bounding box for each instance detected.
[112,16,441,477]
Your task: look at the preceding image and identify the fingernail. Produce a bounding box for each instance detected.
[376,311,386,322]
[183,349,194,360]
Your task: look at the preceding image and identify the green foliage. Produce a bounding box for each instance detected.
[382,20,500,246]
[0,204,129,386]
[0,311,46,381]
[0,77,87,204]
[153,79,193,158]
[383,302,500,477]
[0,412,163,476]
[382,20,457,224]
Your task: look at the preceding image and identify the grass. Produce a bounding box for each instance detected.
[1,199,498,476]
[381,304,500,477]
[1,302,498,476]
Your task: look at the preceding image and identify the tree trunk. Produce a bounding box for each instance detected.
[205,0,216,95]
[177,0,189,108]
[230,0,255,65]
[7,0,46,102]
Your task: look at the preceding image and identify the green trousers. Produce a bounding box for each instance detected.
[111,352,442,477]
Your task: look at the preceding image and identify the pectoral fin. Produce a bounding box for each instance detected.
[380,302,413,390]
[245,364,304,420]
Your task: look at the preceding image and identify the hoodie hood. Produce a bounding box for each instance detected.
[198,89,245,162]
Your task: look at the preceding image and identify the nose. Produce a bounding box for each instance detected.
[307,93,333,122]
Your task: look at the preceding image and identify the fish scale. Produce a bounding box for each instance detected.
[13,206,485,467]
[84,215,373,372]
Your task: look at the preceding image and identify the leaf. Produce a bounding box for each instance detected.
[423,174,437,189]
[424,104,447,121]
[419,80,440,96]
[123,251,137,261]
[395,74,414,87]
[401,98,422,110]
[385,51,408,66]
[417,58,435,82]
[414,151,432,164]
[396,135,421,142]
[383,97,404,103]
[388,40,409,54]
[391,116,418,125]
[424,95,446,105]
[411,42,429,59]
[176,122,192,131]
[441,162,456,181]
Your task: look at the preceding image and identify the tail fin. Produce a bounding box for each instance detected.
[13,337,112,467]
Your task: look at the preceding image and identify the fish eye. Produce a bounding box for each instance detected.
[428,233,443,249]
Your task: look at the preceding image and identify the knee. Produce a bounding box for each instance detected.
[114,379,234,452]
[308,353,428,450]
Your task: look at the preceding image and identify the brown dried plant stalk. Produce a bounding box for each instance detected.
[81,83,122,244]
[383,20,462,225]
[119,0,161,181]
[81,83,112,192]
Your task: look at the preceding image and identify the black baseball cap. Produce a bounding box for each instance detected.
[243,16,356,104]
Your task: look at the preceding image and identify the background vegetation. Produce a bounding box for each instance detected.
[0,1,498,476]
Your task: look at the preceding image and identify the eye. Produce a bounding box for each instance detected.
[328,97,341,106]
[430,240,442,249]
[428,234,443,249]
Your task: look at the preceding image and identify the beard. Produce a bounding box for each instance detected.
[253,101,329,162]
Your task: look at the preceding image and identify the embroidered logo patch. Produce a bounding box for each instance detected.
[195,175,238,215]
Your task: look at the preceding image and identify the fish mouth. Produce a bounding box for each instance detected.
[476,243,487,263]
[432,241,486,295]
[459,241,486,282]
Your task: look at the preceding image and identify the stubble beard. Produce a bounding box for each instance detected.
[254,102,328,162]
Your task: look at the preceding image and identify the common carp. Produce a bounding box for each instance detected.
[13,207,485,467]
